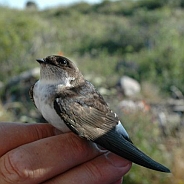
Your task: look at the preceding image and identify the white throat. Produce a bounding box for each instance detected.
[40,76,75,88]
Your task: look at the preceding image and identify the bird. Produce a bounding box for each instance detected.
[30,55,170,173]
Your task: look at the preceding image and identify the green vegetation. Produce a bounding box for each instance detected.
[1,0,184,183]
[0,0,184,93]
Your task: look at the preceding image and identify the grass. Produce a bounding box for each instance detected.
[119,111,179,184]
[0,102,14,122]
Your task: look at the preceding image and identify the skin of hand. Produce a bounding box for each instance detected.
[0,122,132,184]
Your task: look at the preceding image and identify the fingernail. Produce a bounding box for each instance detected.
[106,152,131,167]
[54,128,63,135]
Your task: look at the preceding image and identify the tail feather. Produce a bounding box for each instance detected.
[95,129,170,173]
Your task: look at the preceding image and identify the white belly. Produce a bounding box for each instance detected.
[33,81,70,133]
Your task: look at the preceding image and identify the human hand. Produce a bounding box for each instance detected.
[0,122,132,184]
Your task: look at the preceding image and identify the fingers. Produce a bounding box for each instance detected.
[0,123,132,184]
[0,122,57,157]
[44,152,132,184]
[0,132,103,184]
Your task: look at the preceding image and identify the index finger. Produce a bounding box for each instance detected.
[0,122,57,157]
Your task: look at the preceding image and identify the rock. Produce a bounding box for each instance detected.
[5,67,39,88]
[170,85,184,99]
[118,99,150,113]
[118,75,141,97]
[119,100,137,112]
[1,67,41,123]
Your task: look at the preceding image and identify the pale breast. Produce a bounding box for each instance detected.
[33,81,70,133]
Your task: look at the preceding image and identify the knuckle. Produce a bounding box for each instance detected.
[0,150,30,183]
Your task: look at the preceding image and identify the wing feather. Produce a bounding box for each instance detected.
[53,83,170,172]
[54,92,131,142]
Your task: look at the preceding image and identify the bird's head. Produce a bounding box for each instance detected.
[36,55,84,87]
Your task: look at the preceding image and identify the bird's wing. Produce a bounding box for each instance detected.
[53,94,170,173]
[54,94,131,142]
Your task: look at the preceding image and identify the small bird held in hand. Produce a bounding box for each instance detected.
[30,55,170,173]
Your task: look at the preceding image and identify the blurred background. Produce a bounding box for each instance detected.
[0,0,184,183]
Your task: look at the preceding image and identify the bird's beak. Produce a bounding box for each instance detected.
[36,58,45,64]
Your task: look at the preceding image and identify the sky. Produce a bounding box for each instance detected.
[0,0,102,9]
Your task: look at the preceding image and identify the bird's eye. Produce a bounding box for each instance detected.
[58,58,68,66]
